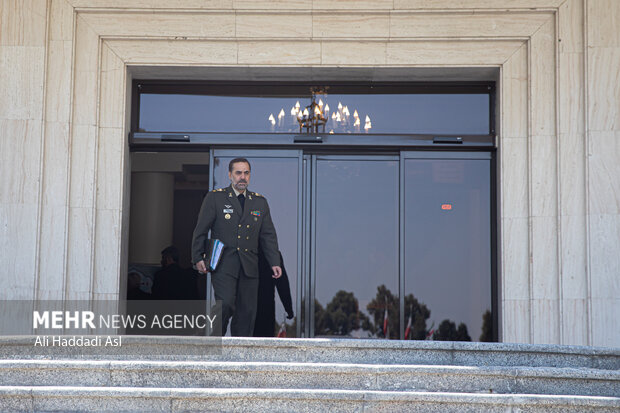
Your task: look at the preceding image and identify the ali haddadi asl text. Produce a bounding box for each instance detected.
[34,335,121,347]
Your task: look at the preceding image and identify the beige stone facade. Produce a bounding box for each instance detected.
[1,0,618,346]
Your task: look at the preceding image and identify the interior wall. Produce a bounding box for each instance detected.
[128,172,174,264]
[128,152,210,267]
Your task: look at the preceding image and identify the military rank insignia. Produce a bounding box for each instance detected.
[251,210,261,217]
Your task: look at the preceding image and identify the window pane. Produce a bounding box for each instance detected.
[314,159,399,338]
[139,93,489,135]
[404,158,492,341]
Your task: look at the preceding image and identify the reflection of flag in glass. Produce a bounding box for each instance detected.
[383,297,389,339]
[426,328,434,340]
[277,321,287,338]
[404,307,412,340]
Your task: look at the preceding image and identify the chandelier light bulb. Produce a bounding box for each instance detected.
[275,95,369,134]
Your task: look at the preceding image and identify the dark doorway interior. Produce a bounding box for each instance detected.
[127,152,209,304]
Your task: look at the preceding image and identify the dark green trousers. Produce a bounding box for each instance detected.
[210,258,258,337]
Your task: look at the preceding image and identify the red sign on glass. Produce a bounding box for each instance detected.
[441,204,453,210]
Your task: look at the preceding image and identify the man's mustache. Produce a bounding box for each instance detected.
[238,180,247,183]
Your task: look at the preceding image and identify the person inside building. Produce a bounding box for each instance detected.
[152,245,200,300]
[126,271,151,301]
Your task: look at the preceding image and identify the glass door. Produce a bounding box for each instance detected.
[208,149,495,341]
[308,155,400,338]
[401,152,494,341]
[210,149,303,337]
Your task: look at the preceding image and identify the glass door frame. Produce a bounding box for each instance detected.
[205,148,497,340]
[208,149,304,338]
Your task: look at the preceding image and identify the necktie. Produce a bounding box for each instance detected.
[237,193,245,211]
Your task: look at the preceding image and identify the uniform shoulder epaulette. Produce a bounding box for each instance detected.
[211,188,225,193]
[251,191,264,198]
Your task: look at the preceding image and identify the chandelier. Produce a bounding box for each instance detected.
[268,87,372,134]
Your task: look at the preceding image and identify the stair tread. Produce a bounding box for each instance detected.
[1,340,617,371]
[3,387,618,413]
[2,385,619,401]
[1,359,618,379]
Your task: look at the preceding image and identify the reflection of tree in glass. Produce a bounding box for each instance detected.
[432,319,471,341]
[314,299,329,336]
[479,309,493,342]
[315,292,372,336]
[367,285,397,339]
[314,286,438,340]
[365,285,393,339]
[404,293,431,340]
[367,285,431,340]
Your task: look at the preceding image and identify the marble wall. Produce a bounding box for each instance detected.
[0,0,618,346]
[585,0,620,347]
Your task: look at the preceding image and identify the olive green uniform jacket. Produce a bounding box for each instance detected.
[191,185,280,278]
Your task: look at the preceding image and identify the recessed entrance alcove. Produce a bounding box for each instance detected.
[125,66,500,341]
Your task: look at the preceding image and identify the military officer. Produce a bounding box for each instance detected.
[191,158,282,336]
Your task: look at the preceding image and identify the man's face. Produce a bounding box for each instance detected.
[229,161,251,192]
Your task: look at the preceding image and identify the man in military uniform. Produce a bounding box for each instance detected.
[191,158,282,336]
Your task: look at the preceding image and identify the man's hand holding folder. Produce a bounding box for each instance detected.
[196,239,224,274]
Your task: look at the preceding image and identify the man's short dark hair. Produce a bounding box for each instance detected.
[229,157,251,172]
[161,245,179,263]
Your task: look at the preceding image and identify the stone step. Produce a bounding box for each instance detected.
[1,336,618,369]
[1,386,619,412]
[1,360,618,397]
